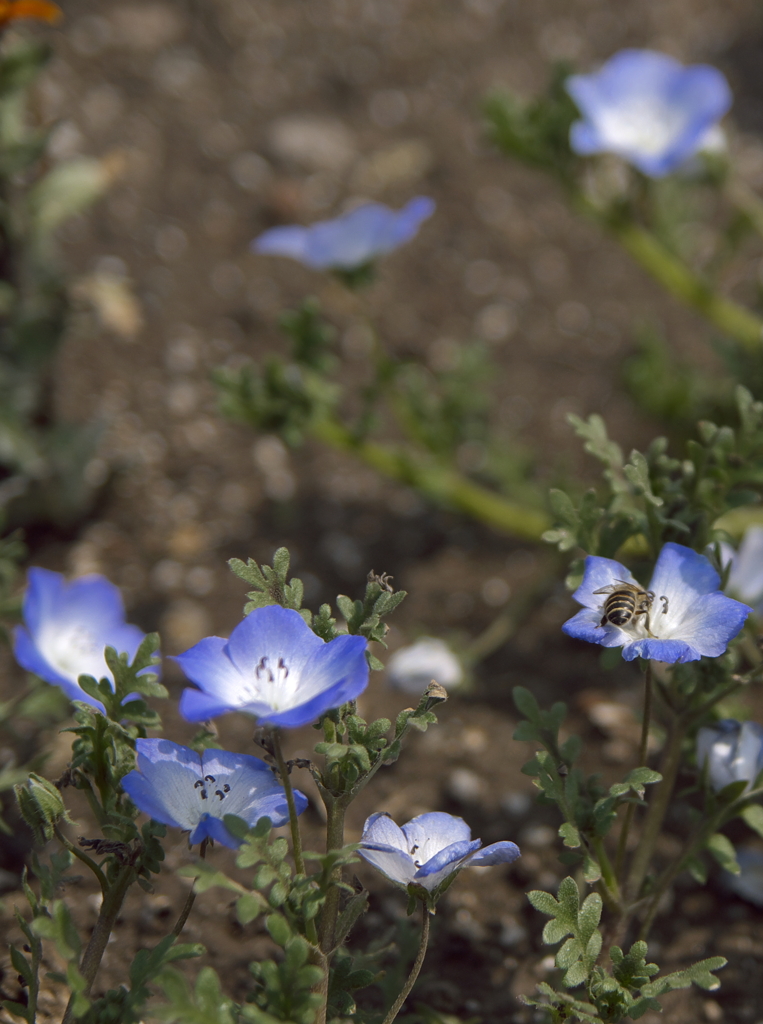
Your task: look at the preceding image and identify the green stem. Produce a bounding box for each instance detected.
[271,730,307,878]
[311,418,549,542]
[726,177,763,243]
[171,839,207,938]
[603,215,763,352]
[615,662,653,879]
[381,902,430,1024]
[319,794,348,956]
[270,731,319,948]
[592,837,621,909]
[54,826,108,897]
[625,710,686,902]
[61,861,134,1024]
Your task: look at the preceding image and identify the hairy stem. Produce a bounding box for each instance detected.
[626,711,686,902]
[615,662,653,879]
[61,861,134,1024]
[381,902,431,1024]
[271,730,307,877]
[319,794,348,956]
[171,839,207,938]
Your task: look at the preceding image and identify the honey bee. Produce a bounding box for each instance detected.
[594,580,656,635]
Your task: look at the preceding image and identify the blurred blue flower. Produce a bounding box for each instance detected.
[359,811,520,894]
[718,526,763,614]
[177,604,368,728]
[251,196,435,271]
[562,542,751,663]
[696,719,763,792]
[724,845,763,906]
[13,567,150,709]
[566,49,732,177]
[122,738,305,848]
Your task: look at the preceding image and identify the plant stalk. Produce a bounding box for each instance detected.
[319,794,348,956]
[606,217,763,352]
[271,730,307,878]
[625,710,686,902]
[61,861,134,1024]
[311,417,549,542]
[381,901,431,1024]
[615,661,653,878]
[171,838,207,937]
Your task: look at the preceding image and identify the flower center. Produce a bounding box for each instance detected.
[599,98,685,157]
[254,655,290,684]
[45,625,108,683]
[193,773,232,803]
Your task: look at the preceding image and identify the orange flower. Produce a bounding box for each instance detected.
[0,0,62,27]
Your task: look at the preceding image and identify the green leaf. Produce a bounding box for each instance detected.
[512,686,540,722]
[740,803,763,838]
[559,822,581,848]
[706,833,740,874]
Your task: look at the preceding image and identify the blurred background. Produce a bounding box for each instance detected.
[4,1,763,1021]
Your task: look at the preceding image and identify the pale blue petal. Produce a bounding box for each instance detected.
[667,591,750,657]
[649,543,719,619]
[14,625,106,708]
[358,845,417,887]
[622,637,699,663]
[727,527,763,605]
[414,839,481,890]
[569,119,604,155]
[251,198,434,271]
[362,812,410,852]
[258,665,367,727]
[562,607,631,648]
[572,556,637,610]
[402,812,472,858]
[252,225,311,262]
[225,606,323,681]
[469,841,521,866]
[173,636,247,703]
[122,739,203,831]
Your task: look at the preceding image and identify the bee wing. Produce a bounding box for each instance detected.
[592,584,618,595]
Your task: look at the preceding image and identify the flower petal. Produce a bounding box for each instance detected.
[361,811,409,852]
[571,556,638,611]
[252,225,311,262]
[649,543,720,622]
[469,841,521,866]
[622,637,700,663]
[414,839,482,890]
[402,812,472,863]
[122,739,203,831]
[561,607,631,648]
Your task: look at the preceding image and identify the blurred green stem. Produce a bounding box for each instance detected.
[615,662,653,879]
[171,838,207,937]
[592,209,763,352]
[626,710,686,902]
[311,417,549,541]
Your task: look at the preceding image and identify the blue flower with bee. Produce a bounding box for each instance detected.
[562,542,751,663]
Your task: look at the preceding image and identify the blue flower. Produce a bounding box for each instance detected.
[562,542,751,663]
[13,567,150,709]
[359,811,520,894]
[177,604,369,728]
[121,738,306,848]
[565,49,732,177]
[696,719,763,792]
[723,845,763,906]
[718,526,763,614]
[251,196,435,271]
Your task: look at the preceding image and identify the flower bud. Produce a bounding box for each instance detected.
[15,773,70,844]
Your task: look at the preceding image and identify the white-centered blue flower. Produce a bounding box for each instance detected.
[359,811,520,893]
[13,567,150,709]
[251,196,435,271]
[696,719,763,792]
[177,604,369,728]
[565,49,732,177]
[562,542,751,663]
[386,637,464,695]
[121,738,306,849]
[718,526,763,614]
